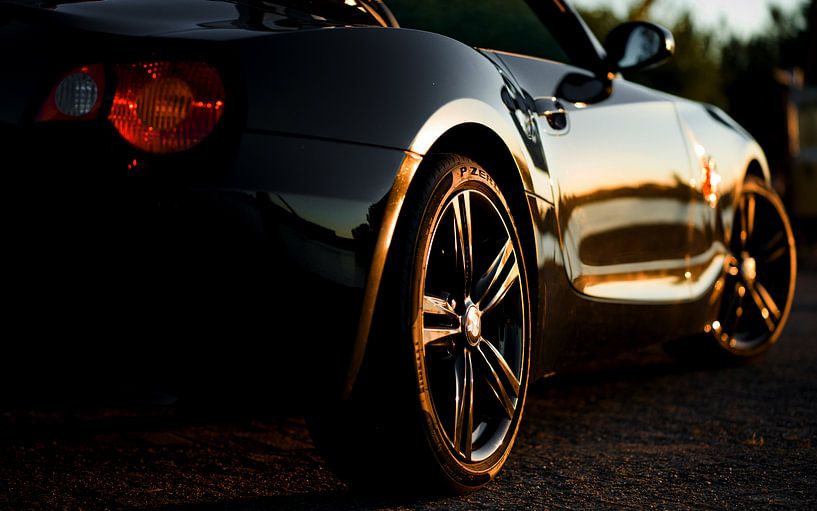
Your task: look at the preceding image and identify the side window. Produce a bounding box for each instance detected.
[384,0,570,63]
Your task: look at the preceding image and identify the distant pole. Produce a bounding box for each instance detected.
[806,0,816,85]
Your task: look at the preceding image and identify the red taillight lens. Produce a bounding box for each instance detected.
[37,64,105,121]
[109,61,225,154]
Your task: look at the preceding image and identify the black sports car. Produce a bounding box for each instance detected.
[0,0,796,493]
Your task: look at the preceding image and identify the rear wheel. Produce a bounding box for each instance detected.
[309,154,531,493]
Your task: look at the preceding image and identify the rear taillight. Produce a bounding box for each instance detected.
[37,64,105,121]
[109,61,225,154]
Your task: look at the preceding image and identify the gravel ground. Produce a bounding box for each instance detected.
[2,258,816,510]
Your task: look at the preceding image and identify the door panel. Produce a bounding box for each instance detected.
[494,53,695,302]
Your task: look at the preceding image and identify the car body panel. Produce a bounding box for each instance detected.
[1,116,403,395]
[494,52,696,303]
[237,27,533,167]
[0,0,772,399]
[526,193,716,373]
[0,0,390,36]
[673,100,772,297]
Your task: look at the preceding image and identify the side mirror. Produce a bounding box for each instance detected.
[604,22,675,72]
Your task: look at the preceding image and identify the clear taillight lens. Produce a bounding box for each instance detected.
[109,61,225,154]
[37,64,105,121]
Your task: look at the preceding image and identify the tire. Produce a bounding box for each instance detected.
[309,154,532,494]
[665,176,797,363]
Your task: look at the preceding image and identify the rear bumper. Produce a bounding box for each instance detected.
[1,122,407,400]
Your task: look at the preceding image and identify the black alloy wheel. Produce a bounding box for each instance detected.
[710,177,797,357]
[308,154,532,494]
[412,157,529,481]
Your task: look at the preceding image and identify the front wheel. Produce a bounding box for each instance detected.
[309,155,532,494]
[712,177,797,357]
[666,177,796,362]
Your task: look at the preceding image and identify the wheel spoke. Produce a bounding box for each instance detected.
[746,281,779,332]
[728,282,746,336]
[423,295,459,322]
[746,194,756,245]
[453,351,474,459]
[476,339,519,419]
[765,245,788,264]
[452,192,473,296]
[719,280,740,333]
[476,239,519,314]
[423,326,460,349]
[759,231,787,263]
[754,281,781,321]
[478,338,520,394]
[746,286,775,332]
[739,194,755,248]
[422,295,460,348]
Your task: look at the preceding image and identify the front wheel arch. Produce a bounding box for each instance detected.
[744,159,768,185]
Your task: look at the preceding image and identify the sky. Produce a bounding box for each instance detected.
[570,0,808,38]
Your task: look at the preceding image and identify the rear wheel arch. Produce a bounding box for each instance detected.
[342,122,542,401]
[313,153,535,492]
[423,123,541,326]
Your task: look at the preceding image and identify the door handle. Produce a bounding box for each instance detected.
[535,97,569,133]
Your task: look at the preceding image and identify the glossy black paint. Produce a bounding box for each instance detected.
[0,0,768,398]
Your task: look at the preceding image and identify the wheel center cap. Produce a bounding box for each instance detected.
[741,256,757,283]
[464,305,481,346]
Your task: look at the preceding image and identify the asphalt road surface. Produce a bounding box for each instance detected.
[3,255,816,510]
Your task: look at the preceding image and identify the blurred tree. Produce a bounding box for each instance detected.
[576,6,624,45]
[387,0,570,62]
[721,0,814,197]
[628,0,657,21]
[577,1,725,106]
[578,0,814,215]
[721,1,812,84]
[628,12,725,106]
[807,0,817,84]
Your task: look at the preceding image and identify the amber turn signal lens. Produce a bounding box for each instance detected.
[135,77,193,131]
[109,61,224,154]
